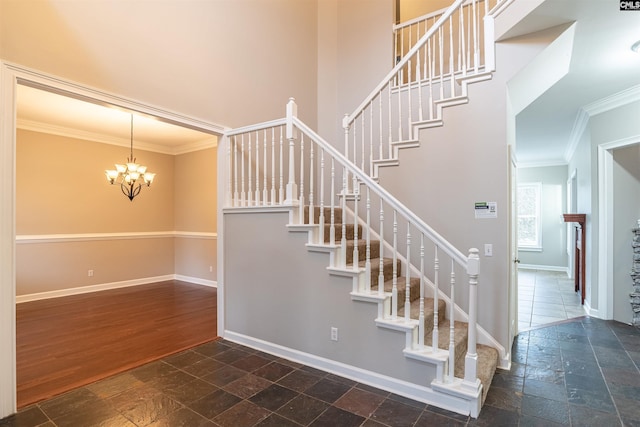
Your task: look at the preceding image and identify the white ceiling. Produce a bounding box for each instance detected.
[505,0,640,166]
[16,84,218,155]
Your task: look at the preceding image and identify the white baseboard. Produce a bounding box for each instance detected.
[518,264,569,275]
[175,274,217,288]
[16,274,215,303]
[224,330,476,417]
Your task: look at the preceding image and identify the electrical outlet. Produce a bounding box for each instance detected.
[88,269,94,277]
[484,244,493,257]
[330,327,338,341]
[209,266,213,273]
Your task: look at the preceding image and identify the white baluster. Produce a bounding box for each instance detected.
[352,179,359,271]
[449,16,455,98]
[397,77,403,141]
[407,58,413,135]
[448,260,455,383]
[365,187,371,293]
[361,112,365,174]
[417,50,423,122]
[419,234,425,348]
[271,128,276,205]
[460,3,467,75]
[392,210,398,320]
[341,166,347,267]
[378,202,385,298]
[473,0,479,73]
[343,115,350,194]
[433,246,440,352]
[404,222,411,321]
[255,131,260,206]
[330,158,336,246]
[226,135,232,207]
[428,37,435,120]
[439,27,444,101]
[309,139,315,225]
[233,136,239,207]
[263,130,268,205]
[240,134,246,207]
[299,134,305,224]
[247,132,253,206]
[464,248,480,387]
[319,148,325,245]
[369,103,373,176]
[378,95,383,163]
[279,126,284,204]
[387,86,393,159]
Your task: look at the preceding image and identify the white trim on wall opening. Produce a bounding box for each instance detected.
[598,135,640,321]
[0,61,227,418]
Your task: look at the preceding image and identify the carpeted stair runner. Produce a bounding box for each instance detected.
[305,205,498,405]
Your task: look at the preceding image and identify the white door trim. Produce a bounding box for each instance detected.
[597,135,640,321]
[0,61,227,418]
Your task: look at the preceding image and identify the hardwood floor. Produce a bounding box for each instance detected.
[16,280,217,409]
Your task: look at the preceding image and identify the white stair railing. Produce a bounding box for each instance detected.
[343,0,505,182]
[224,99,480,388]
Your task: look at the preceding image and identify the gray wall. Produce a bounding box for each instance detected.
[517,165,568,269]
[224,211,438,385]
[612,145,640,324]
[579,99,640,314]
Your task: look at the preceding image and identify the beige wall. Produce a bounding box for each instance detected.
[174,147,217,281]
[174,148,217,232]
[0,0,318,129]
[399,0,451,22]
[17,130,174,234]
[16,129,217,297]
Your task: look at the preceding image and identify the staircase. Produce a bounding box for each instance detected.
[221,0,512,418]
[305,206,499,405]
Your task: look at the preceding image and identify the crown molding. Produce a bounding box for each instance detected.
[564,108,590,163]
[517,159,568,169]
[583,84,640,116]
[17,119,217,155]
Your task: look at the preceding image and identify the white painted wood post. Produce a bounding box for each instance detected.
[463,248,482,391]
[284,98,298,205]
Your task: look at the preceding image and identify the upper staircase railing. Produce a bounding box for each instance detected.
[224,99,481,392]
[342,0,506,181]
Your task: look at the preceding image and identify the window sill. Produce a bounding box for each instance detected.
[518,246,542,252]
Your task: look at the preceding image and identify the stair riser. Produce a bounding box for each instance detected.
[369,259,401,286]
[324,224,362,243]
[304,206,342,224]
[346,241,380,264]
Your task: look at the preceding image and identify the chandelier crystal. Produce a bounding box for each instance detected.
[105,114,155,201]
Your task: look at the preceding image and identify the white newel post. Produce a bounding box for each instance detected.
[284,98,298,206]
[463,248,481,391]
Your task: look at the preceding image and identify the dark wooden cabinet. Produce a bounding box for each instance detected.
[563,214,586,305]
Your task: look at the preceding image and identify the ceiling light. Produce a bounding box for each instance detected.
[105,114,156,201]
[632,40,640,53]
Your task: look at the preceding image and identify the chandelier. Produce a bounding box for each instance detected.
[105,114,156,201]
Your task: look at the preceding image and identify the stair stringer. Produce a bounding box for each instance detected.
[287,209,484,417]
[371,71,494,180]
[337,201,509,369]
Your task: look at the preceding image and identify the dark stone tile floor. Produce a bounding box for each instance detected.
[2,316,639,426]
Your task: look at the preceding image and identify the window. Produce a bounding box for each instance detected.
[517,182,542,249]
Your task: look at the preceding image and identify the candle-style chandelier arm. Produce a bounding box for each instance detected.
[104,114,156,201]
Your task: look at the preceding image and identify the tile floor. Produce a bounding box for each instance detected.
[2,316,640,426]
[518,268,586,331]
